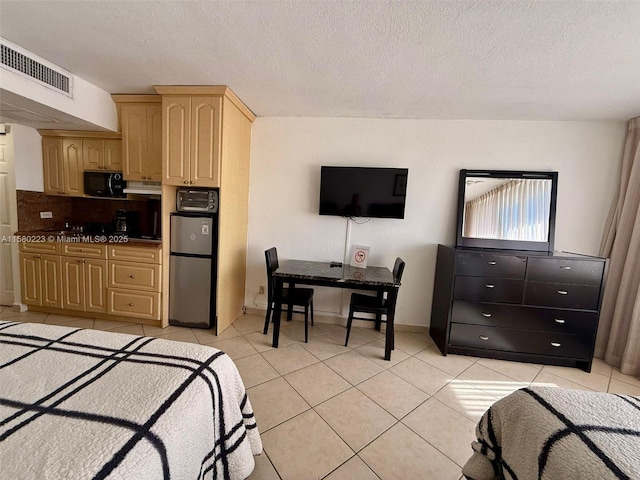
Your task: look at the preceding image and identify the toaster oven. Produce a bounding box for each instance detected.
[176,189,218,213]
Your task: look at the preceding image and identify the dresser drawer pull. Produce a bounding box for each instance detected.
[481,312,492,318]
[554,318,566,324]
[129,274,135,278]
[487,261,497,265]
[479,335,489,341]
[557,290,568,295]
[128,303,134,307]
[551,342,562,347]
[560,266,572,270]
[485,284,495,288]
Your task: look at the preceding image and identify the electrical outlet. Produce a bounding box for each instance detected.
[40,211,53,219]
[258,285,265,294]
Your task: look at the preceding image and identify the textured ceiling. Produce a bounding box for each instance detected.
[1,0,639,120]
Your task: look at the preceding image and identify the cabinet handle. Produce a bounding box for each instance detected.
[484,284,495,288]
[83,260,88,263]
[34,255,42,259]
[79,249,84,252]
[128,303,134,307]
[481,312,492,318]
[77,259,83,263]
[560,266,572,270]
[479,335,489,341]
[487,261,496,265]
[554,318,566,324]
[183,181,189,184]
[557,290,568,295]
[190,181,194,185]
[551,342,562,347]
[129,274,135,278]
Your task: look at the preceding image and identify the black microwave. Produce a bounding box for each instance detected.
[84,171,126,198]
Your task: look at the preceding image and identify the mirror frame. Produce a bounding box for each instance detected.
[455,169,559,252]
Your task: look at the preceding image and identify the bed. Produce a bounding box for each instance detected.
[0,320,262,480]
[462,386,640,480]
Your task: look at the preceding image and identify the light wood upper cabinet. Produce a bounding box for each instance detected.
[121,103,162,181]
[42,138,64,195]
[162,95,221,187]
[83,138,123,171]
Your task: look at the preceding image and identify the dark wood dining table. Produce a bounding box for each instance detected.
[271,260,400,360]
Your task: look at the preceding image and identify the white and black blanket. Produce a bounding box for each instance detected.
[0,320,262,480]
[462,386,640,480]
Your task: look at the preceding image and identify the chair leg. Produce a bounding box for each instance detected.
[263,302,272,334]
[375,313,382,331]
[287,303,293,322]
[345,307,354,346]
[310,300,314,326]
[304,305,309,343]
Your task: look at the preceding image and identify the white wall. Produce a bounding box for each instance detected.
[246,117,626,327]
[12,125,43,191]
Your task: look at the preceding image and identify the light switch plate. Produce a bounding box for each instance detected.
[40,211,53,219]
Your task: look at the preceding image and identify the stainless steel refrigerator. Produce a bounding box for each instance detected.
[169,213,218,328]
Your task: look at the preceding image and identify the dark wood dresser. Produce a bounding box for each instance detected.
[430,245,607,372]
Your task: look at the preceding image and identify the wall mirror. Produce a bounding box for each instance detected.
[455,169,558,252]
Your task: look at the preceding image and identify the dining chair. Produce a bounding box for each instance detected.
[344,257,405,348]
[263,247,315,342]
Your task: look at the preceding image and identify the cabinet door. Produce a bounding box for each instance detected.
[163,96,191,186]
[62,139,84,196]
[62,256,85,310]
[147,105,163,181]
[20,254,42,306]
[121,104,147,181]
[82,139,103,171]
[104,140,123,172]
[85,259,107,313]
[190,96,221,187]
[42,138,64,196]
[41,254,62,308]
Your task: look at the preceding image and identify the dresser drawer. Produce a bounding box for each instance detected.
[62,243,108,259]
[449,323,591,359]
[455,252,526,278]
[454,276,524,303]
[451,300,599,335]
[525,282,601,310]
[109,262,161,292]
[107,288,160,320]
[527,257,604,285]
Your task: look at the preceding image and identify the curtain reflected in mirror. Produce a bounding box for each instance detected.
[463,178,552,242]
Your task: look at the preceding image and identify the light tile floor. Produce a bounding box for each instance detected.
[2,306,640,479]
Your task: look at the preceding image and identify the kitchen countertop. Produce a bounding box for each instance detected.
[14,231,162,248]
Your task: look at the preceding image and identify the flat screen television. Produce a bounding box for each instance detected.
[455,169,558,252]
[319,166,408,219]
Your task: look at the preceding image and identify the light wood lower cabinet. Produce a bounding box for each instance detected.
[19,242,161,323]
[19,253,62,308]
[107,245,162,321]
[61,257,108,313]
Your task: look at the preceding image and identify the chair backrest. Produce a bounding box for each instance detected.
[393,257,406,284]
[265,247,279,302]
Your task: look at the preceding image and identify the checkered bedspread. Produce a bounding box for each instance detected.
[0,320,262,480]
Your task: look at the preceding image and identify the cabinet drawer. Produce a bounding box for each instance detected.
[525,282,601,310]
[108,245,162,264]
[62,243,107,259]
[109,262,161,291]
[449,323,591,359]
[451,301,599,335]
[107,288,160,320]
[455,252,526,278]
[454,276,524,303]
[19,241,60,254]
[527,257,604,285]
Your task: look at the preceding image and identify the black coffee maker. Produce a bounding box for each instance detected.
[113,209,140,237]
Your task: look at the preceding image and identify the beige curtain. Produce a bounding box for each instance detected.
[596,117,640,377]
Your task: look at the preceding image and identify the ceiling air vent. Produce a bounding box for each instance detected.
[0,37,73,97]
